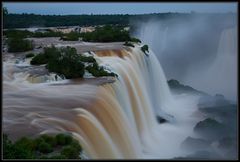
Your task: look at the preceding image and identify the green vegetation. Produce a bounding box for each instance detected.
[123,37,141,47]
[38,142,53,153]
[3,13,130,28]
[3,26,141,44]
[3,29,64,38]
[30,53,49,65]
[60,32,79,41]
[30,45,60,65]
[30,46,117,79]
[3,12,236,30]
[130,37,141,43]
[7,37,34,52]
[123,41,134,47]
[141,45,149,54]
[39,134,57,147]
[25,53,35,58]
[86,62,117,77]
[61,145,80,159]
[79,55,96,63]
[46,47,85,79]
[4,29,34,52]
[3,134,34,159]
[80,25,130,42]
[56,133,72,145]
[4,29,33,38]
[3,133,82,159]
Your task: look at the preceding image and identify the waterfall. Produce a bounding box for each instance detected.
[79,46,174,158]
[3,45,199,159]
[184,27,237,101]
[210,27,237,101]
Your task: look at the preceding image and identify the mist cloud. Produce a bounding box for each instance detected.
[131,13,237,101]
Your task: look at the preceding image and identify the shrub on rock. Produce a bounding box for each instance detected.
[25,53,35,58]
[61,146,80,159]
[194,118,226,140]
[38,142,53,153]
[123,41,134,47]
[141,45,149,55]
[86,62,117,77]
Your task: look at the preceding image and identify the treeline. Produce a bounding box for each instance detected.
[81,25,130,42]
[4,12,236,29]
[4,29,63,38]
[3,12,237,29]
[3,13,195,29]
[3,13,130,28]
[4,25,141,43]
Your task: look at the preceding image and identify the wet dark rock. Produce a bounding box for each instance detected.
[188,150,221,159]
[218,137,237,150]
[168,79,207,95]
[35,45,42,49]
[180,136,210,151]
[193,118,226,141]
[156,116,167,123]
[198,104,237,122]
[217,137,237,159]
[198,93,231,108]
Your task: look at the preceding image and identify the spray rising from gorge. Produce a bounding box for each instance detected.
[132,13,237,101]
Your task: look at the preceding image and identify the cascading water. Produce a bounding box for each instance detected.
[3,45,200,159]
[205,27,237,101]
[184,27,237,101]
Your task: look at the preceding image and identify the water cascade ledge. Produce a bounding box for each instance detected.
[3,45,199,159]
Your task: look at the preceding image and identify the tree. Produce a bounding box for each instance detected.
[38,142,53,153]
[46,47,85,79]
[61,146,80,159]
[7,37,34,52]
[30,46,117,78]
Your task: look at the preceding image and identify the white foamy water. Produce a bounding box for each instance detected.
[3,45,201,159]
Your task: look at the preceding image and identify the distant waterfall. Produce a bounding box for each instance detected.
[210,27,237,101]
[184,27,237,101]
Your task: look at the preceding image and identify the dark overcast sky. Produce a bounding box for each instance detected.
[3,2,237,15]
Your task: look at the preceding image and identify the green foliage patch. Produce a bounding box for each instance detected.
[80,25,131,42]
[3,133,82,159]
[123,41,135,47]
[7,37,34,52]
[60,32,79,41]
[86,62,117,77]
[25,53,35,58]
[30,46,117,79]
[141,45,149,54]
[79,55,96,63]
[46,46,85,79]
